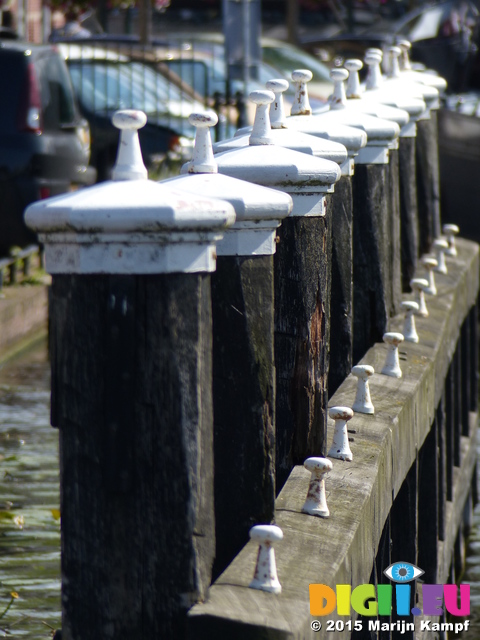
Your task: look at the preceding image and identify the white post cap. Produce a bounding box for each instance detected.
[188,111,218,174]
[111,109,148,181]
[266,78,289,129]
[167,111,293,257]
[25,110,236,275]
[291,69,313,116]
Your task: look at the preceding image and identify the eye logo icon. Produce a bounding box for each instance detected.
[384,562,424,583]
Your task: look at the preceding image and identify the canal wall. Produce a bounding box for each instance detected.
[0,285,48,364]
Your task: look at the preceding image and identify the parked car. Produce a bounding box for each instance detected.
[153,35,332,109]
[59,43,202,181]
[0,40,94,254]
[302,0,480,91]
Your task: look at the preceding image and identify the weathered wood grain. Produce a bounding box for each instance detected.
[416,116,441,255]
[51,273,214,640]
[329,177,353,395]
[274,213,331,491]
[399,137,419,290]
[211,255,275,580]
[352,164,390,364]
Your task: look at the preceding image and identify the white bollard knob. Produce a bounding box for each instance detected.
[345,59,363,99]
[381,332,404,378]
[402,301,420,343]
[266,78,289,129]
[351,365,375,414]
[387,46,403,79]
[291,69,313,116]
[249,525,283,594]
[443,224,459,256]
[329,68,349,110]
[433,238,448,274]
[249,90,275,146]
[364,50,384,91]
[410,278,429,317]
[188,111,218,174]
[111,109,148,181]
[302,457,333,517]
[421,256,438,295]
[327,406,354,461]
[397,39,413,71]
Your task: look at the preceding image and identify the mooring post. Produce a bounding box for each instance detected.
[214,90,341,490]
[385,46,441,254]
[167,111,292,579]
[285,75,368,395]
[295,66,401,362]
[364,48,426,290]
[25,110,235,639]
[344,57,415,313]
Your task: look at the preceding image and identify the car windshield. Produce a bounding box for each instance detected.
[398,6,446,39]
[67,60,192,117]
[262,44,332,83]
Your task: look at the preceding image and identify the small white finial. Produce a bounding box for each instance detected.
[397,40,412,71]
[351,365,375,414]
[421,256,438,295]
[302,457,332,517]
[381,332,404,378]
[410,278,429,317]
[249,90,275,146]
[290,69,313,116]
[249,525,283,594]
[266,79,289,129]
[188,111,218,174]
[443,224,459,256]
[402,301,420,343]
[364,50,384,91]
[433,238,449,274]
[345,59,363,99]
[388,46,402,79]
[111,109,148,181]
[329,68,349,110]
[327,406,354,461]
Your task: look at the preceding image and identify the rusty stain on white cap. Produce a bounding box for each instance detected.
[329,68,349,110]
[381,332,405,378]
[266,79,289,129]
[402,301,420,343]
[327,406,354,461]
[249,525,283,594]
[291,69,313,116]
[351,365,375,414]
[302,457,333,517]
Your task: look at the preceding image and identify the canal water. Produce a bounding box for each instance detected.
[0,340,60,638]
[0,340,480,638]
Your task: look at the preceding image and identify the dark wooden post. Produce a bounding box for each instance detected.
[283,82,367,396]
[328,175,354,394]
[306,67,399,363]
[416,114,442,255]
[215,90,341,491]
[166,111,292,579]
[399,136,419,289]
[25,111,235,640]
